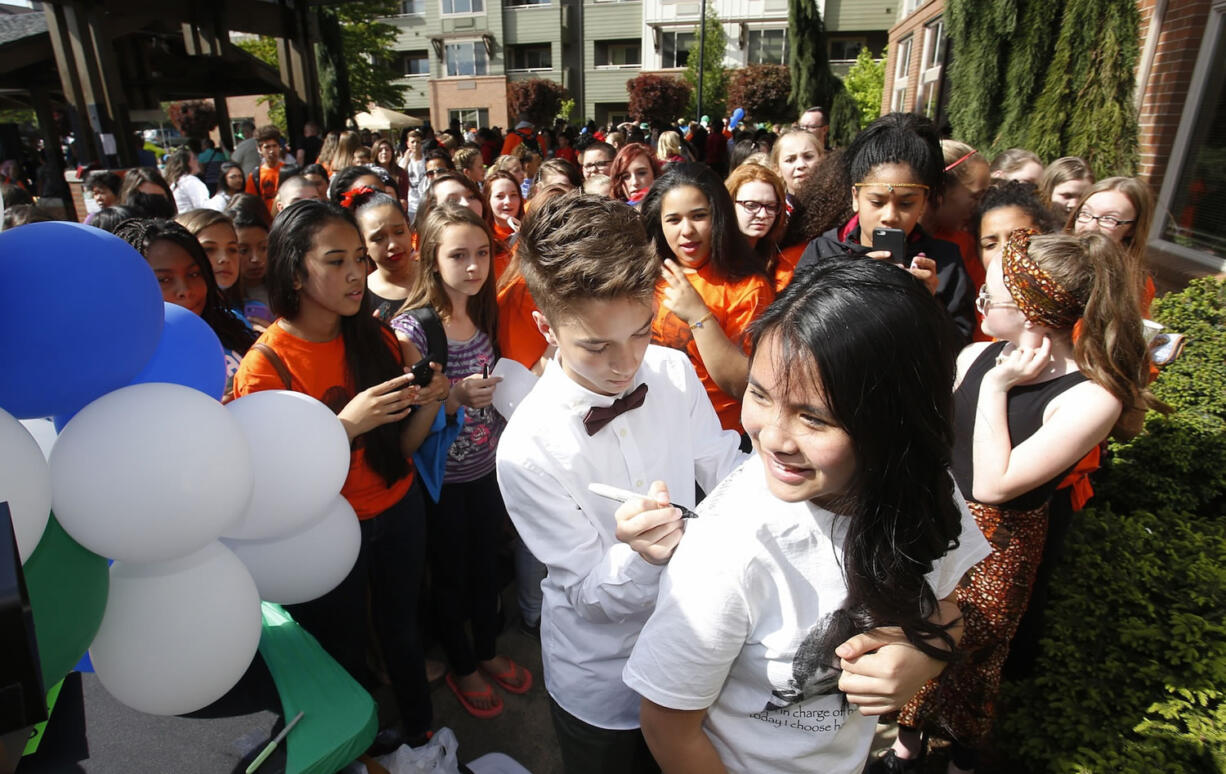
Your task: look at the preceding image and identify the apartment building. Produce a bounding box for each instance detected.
[383,0,896,128]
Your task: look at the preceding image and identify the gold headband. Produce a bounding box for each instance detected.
[1001,229,1082,329]
[852,183,930,193]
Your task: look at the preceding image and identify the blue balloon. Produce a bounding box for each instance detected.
[0,222,163,419]
[129,303,226,400]
[729,107,745,130]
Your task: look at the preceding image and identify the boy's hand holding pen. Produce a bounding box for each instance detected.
[594,481,691,566]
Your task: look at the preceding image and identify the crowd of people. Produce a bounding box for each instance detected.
[0,107,1165,774]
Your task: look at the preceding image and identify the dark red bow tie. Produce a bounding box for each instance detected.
[582,383,649,436]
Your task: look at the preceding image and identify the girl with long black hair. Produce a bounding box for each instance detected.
[623,258,990,773]
[232,199,449,748]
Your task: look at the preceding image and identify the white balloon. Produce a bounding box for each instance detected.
[0,410,52,563]
[223,390,349,540]
[50,383,253,563]
[18,417,57,460]
[89,542,262,716]
[224,495,360,604]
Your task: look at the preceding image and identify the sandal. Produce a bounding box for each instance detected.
[445,672,503,719]
[479,658,533,695]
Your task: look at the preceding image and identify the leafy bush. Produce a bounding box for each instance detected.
[627,74,692,127]
[842,47,885,130]
[727,65,792,125]
[996,278,1226,773]
[508,78,567,127]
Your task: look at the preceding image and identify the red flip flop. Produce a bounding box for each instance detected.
[445,672,504,719]
[479,658,533,695]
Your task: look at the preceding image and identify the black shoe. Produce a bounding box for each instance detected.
[867,748,925,774]
[365,726,408,757]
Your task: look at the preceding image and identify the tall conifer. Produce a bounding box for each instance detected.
[788,0,841,117]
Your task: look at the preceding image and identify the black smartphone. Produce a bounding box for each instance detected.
[409,357,434,387]
[871,227,907,266]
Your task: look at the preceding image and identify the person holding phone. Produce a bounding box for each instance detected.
[794,113,975,345]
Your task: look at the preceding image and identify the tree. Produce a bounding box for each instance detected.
[167,100,219,140]
[943,0,1017,151]
[842,47,885,130]
[234,36,287,134]
[683,8,728,121]
[628,73,692,127]
[508,79,568,127]
[993,0,1062,151]
[1025,0,1140,177]
[333,2,403,116]
[787,0,841,118]
[726,65,792,125]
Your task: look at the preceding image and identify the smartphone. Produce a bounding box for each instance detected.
[409,357,434,387]
[871,227,907,266]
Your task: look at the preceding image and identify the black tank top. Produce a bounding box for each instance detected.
[952,342,1090,510]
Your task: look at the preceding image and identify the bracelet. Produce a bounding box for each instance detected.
[689,311,715,330]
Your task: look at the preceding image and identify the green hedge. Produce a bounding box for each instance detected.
[996,277,1226,773]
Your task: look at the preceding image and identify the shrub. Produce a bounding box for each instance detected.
[996,277,1226,772]
[508,78,567,127]
[842,47,885,130]
[627,73,692,126]
[727,65,792,125]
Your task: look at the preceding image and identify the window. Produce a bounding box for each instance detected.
[829,37,865,61]
[441,0,483,15]
[400,0,425,14]
[401,50,429,77]
[507,44,552,71]
[507,0,549,6]
[596,39,641,67]
[450,108,490,128]
[661,30,695,69]
[1159,15,1226,261]
[891,36,912,112]
[924,19,945,69]
[747,29,786,65]
[445,41,488,76]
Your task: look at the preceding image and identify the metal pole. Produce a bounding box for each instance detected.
[696,0,706,122]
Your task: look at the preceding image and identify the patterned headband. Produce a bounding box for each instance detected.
[1001,228,1082,329]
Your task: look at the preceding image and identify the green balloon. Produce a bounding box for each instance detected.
[23,514,109,690]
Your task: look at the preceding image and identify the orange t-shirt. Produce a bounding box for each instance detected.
[497,273,547,370]
[494,250,511,283]
[651,262,775,431]
[233,322,414,519]
[246,162,283,217]
[774,243,805,292]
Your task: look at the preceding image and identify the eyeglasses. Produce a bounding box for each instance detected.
[798,123,827,131]
[975,285,1017,316]
[582,160,611,171]
[425,168,443,178]
[736,200,780,216]
[1075,209,1134,230]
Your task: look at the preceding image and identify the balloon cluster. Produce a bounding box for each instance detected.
[0,223,357,716]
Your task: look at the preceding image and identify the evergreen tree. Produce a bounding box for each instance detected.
[993,0,1062,151]
[842,46,886,130]
[1026,0,1140,176]
[684,9,729,121]
[945,0,1019,150]
[787,0,841,118]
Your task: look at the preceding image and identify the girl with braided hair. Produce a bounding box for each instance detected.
[113,218,257,395]
[878,230,1160,774]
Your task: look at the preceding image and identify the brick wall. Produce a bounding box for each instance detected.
[1135,0,1212,193]
[881,0,944,116]
[430,76,510,129]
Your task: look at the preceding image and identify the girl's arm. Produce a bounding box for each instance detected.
[660,260,755,400]
[971,339,1121,503]
[835,593,963,714]
[640,701,728,774]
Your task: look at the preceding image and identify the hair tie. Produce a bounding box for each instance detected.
[1001,229,1082,329]
[339,185,378,210]
[944,149,978,173]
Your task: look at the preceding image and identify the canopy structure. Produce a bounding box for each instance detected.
[354,106,424,131]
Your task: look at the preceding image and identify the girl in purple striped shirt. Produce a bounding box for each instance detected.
[390,203,533,720]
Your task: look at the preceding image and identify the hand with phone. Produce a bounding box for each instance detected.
[337,372,419,440]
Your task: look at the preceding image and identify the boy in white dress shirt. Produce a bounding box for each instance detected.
[496,194,745,773]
